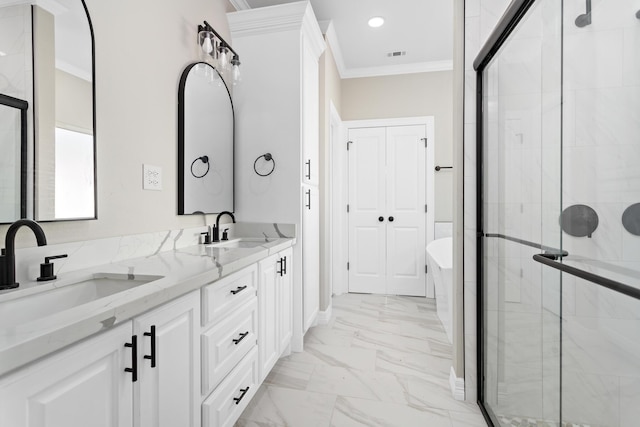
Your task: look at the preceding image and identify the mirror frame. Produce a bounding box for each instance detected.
[32,0,98,223]
[177,61,235,215]
[0,94,28,220]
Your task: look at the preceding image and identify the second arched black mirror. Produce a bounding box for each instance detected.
[178,62,234,215]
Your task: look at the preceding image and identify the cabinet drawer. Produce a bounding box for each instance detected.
[202,298,257,395]
[202,347,259,427]
[202,264,257,327]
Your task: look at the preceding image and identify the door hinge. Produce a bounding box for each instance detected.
[421,137,427,147]
[347,204,350,213]
[347,141,353,150]
[425,204,428,213]
[347,262,350,271]
[425,265,428,274]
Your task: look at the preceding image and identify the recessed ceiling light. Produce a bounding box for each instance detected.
[368,17,384,28]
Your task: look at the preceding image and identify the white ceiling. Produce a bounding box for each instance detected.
[231,0,453,78]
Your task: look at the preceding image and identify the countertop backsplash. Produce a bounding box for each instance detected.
[9,222,296,287]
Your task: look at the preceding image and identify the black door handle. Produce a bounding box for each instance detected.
[388,216,394,222]
[143,325,156,368]
[378,216,384,222]
[124,335,138,382]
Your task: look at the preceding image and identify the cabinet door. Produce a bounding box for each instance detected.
[134,291,200,427]
[302,184,320,332]
[0,322,133,427]
[278,247,293,354]
[301,35,319,186]
[258,253,279,382]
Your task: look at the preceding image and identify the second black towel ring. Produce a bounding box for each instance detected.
[254,153,276,177]
[191,155,210,178]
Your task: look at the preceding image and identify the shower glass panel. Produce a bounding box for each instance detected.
[560,0,640,425]
[478,0,640,426]
[480,0,562,425]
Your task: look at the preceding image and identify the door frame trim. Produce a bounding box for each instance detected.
[331,116,435,296]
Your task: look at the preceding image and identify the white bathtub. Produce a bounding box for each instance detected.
[426,237,453,344]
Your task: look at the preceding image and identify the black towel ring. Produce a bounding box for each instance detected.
[191,155,210,178]
[254,153,275,177]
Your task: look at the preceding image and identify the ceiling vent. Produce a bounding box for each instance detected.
[387,51,406,57]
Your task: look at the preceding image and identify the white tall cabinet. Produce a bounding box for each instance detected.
[229,2,325,351]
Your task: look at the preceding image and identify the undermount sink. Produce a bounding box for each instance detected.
[0,273,163,328]
[207,238,267,249]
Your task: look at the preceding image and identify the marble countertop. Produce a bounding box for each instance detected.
[0,237,295,377]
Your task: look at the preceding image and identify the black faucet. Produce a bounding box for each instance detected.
[213,211,235,242]
[0,219,48,290]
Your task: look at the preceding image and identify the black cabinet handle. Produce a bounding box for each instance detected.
[277,258,284,276]
[283,256,287,275]
[232,331,249,345]
[388,216,394,222]
[124,335,138,382]
[378,216,384,222]
[143,325,156,368]
[305,159,311,180]
[233,386,250,405]
[230,286,247,295]
[305,189,311,210]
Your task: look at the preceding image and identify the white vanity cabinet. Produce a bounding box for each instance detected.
[0,290,200,427]
[133,291,200,427]
[229,1,325,351]
[0,322,133,427]
[258,247,293,381]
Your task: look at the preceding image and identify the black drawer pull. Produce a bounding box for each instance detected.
[143,325,156,368]
[232,331,249,345]
[124,335,138,382]
[230,285,247,295]
[233,386,250,405]
[283,256,287,275]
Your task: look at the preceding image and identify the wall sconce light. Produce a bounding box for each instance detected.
[197,21,241,85]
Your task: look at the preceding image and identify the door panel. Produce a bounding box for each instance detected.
[348,127,386,294]
[386,125,426,296]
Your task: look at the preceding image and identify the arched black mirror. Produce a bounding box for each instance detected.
[0,0,96,222]
[178,62,234,215]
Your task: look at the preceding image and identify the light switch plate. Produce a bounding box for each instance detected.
[143,164,162,190]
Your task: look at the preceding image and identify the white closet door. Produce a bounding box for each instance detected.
[347,125,427,296]
[386,125,426,296]
[347,127,387,294]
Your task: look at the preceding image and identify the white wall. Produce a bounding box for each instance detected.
[1,0,233,247]
[341,71,454,222]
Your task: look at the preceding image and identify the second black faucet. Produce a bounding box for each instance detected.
[213,211,235,242]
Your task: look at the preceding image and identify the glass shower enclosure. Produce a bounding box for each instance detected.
[476,1,640,426]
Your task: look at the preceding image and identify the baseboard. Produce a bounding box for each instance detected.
[317,305,333,325]
[449,366,465,401]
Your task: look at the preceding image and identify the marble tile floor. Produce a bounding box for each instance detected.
[235,293,487,427]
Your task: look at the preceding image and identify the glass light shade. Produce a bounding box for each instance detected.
[232,62,241,85]
[218,46,229,70]
[198,30,214,54]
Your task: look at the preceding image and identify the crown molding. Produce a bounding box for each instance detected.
[228,0,250,11]
[318,20,347,78]
[301,2,325,59]
[341,60,453,79]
